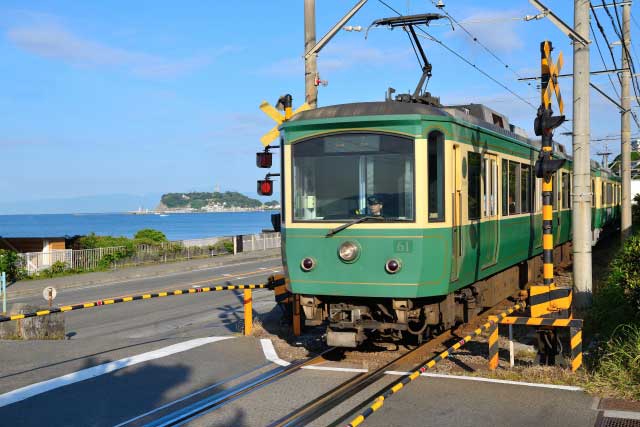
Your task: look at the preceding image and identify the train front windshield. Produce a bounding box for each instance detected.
[292,133,414,222]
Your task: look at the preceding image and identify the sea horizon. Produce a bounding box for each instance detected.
[0,211,278,241]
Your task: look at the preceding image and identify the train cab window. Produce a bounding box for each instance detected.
[468,152,481,220]
[562,172,571,209]
[521,164,532,213]
[292,133,415,222]
[428,131,445,222]
[508,161,521,214]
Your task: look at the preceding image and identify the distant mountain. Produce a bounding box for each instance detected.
[159,191,278,211]
[0,193,162,215]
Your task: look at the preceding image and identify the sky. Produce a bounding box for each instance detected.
[1,0,638,213]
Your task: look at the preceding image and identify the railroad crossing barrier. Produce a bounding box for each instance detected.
[488,316,583,371]
[345,303,524,427]
[0,282,274,324]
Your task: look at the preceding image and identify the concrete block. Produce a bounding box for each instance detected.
[0,304,65,340]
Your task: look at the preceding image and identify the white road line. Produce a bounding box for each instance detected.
[383,371,583,391]
[192,285,201,288]
[304,365,368,373]
[258,267,268,270]
[259,339,368,373]
[603,410,640,420]
[260,339,290,366]
[222,274,232,277]
[0,336,233,408]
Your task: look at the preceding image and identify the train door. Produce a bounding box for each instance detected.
[482,154,499,268]
[451,144,462,281]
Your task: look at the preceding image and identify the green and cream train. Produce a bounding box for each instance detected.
[275,101,620,347]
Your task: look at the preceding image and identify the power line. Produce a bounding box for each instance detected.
[590,20,621,99]
[426,0,534,89]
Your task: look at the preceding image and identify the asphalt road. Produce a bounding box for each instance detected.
[0,255,610,427]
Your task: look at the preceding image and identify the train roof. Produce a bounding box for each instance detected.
[290,101,620,177]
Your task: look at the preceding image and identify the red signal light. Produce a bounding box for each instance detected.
[257,179,273,196]
[256,151,272,168]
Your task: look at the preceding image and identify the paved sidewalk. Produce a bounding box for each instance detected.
[8,249,281,299]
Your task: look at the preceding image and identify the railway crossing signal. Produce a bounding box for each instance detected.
[259,94,311,146]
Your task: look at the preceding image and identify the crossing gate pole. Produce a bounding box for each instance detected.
[244,289,253,336]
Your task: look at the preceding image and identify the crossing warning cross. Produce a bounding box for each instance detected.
[259,97,311,146]
[541,40,564,115]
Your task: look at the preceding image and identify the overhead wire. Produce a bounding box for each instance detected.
[426,0,535,89]
[590,20,621,99]
[375,0,537,111]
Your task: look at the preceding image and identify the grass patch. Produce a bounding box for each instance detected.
[584,324,640,400]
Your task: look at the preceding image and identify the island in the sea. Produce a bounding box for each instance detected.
[132,191,280,214]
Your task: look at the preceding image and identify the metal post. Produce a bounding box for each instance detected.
[1,272,6,313]
[572,0,592,306]
[508,324,515,368]
[304,0,318,108]
[488,316,499,370]
[243,289,253,336]
[569,323,583,371]
[293,294,302,336]
[621,2,632,237]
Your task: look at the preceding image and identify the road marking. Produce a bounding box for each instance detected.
[192,285,201,288]
[0,336,233,408]
[260,339,290,366]
[260,339,368,373]
[603,410,640,420]
[222,274,232,277]
[383,371,583,391]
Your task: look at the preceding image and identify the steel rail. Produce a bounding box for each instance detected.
[0,282,273,323]
[144,347,338,427]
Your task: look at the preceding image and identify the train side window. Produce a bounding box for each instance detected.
[562,171,570,209]
[468,152,481,220]
[428,131,445,222]
[601,182,605,206]
[552,174,558,210]
[607,183,613,205]
[501,159,508,216]
[521,164,532,213]
[591,180,595,206]
[508,161,520,214]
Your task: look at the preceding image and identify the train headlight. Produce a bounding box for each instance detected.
[338,241,360,262]
[385,259,401,274]
[301,257,316,271]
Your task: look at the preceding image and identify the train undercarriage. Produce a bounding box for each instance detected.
[299,242,573,347]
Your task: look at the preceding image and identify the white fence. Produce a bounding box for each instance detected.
[18,233,280,275]
[240,232,281,253]
[19,247,126,275]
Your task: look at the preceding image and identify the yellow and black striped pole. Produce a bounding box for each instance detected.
[0,283,271,324]
[345,303,523,427]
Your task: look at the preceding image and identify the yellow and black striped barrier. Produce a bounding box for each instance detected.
[345,303,523,427]
[0,282,272,324]
[488,316,582,371]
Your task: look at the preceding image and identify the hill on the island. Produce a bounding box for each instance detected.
[160,191,271,210]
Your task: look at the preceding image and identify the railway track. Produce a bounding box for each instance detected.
[139,347,337,427]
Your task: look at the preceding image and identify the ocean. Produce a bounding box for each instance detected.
[0,211,278,241]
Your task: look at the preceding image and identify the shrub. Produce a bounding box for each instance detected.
[134,229,168,245]
[0,249,24,282]
[608,233,640,312]
[49,261,67,275]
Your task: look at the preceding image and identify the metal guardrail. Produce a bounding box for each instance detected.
[0,283,270,323]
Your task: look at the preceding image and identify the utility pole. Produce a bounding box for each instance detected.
[621,2,632,237]
[572,0,592,306]
[597,143,612,167]
[304,0,318,109]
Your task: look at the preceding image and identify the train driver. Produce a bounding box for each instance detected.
[367,195,384,216]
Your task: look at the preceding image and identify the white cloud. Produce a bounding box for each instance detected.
[445,9,526,54]
[6,22,234,78]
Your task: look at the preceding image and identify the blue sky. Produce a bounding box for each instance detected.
[1,0,638,211]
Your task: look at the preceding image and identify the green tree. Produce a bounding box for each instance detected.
[0,249,24,282]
